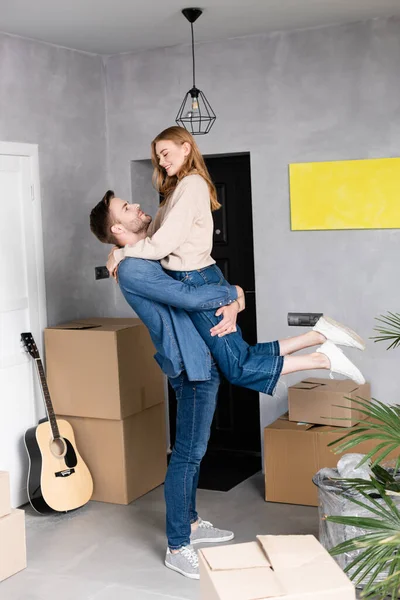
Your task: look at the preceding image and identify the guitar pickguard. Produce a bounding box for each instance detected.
[64,438,78,469]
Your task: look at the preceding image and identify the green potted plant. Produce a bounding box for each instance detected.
[322,313,400,599]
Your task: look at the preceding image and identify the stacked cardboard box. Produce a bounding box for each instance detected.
[199,534,355,599]
[0,472,27,582]
[45,318,167,505]
[264,378,374,506]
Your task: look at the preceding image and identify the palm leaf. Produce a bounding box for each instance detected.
[361,559,400,599]
[371,312,400,349]
[326,477,400,599]
[321,312,400,597]
[332,477,400,520]
[346,543,389,578]
[327,397,400,470]
[360,550,399,598]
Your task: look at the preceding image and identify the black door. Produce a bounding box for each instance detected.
[204,153,259,454]
[168,154,260,488]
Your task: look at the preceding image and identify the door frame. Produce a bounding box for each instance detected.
[0,141,47,419]
[0,141,47,380]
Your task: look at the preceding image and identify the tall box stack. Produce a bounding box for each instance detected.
[264,378,373,507]
[45,318,167,505]
[0,472,27,582]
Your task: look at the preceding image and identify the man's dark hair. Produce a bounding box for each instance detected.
[90,190,117,244]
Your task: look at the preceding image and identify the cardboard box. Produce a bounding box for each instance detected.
[288,378,371,427]
[264,415,397,506]
[45,318,165,420]
[59,402,167,504]
[0,509,27,582]
[0,471,11,518]
[199,534,355,600]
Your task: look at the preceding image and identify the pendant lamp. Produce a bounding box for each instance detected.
[175,8,216,135]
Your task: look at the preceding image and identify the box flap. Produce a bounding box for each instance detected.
[261,536,356,596]
[48,322,101,330]
[299,378,327,385]
[47,318,142,332]
[291,381,324,390]
[201,542,271,571]
[281,559,355,596]
[267,419,314,432]
[291,378,358,394]
[200,545,287,600]
[257,535,327,570]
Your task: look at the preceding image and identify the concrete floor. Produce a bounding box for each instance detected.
[2,473,362,600]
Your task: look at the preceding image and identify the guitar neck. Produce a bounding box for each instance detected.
[35,359,60,439]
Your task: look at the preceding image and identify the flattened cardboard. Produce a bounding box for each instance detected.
[60,402,167,504]
[0,509,27,582]
[0,471,11,518]
[45,318,164,420]
[264,415,398,506]
[199,535,355,600]
[288,377,371,427]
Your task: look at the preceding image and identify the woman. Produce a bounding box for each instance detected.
[106,126,365,577]
[107,126,364,389]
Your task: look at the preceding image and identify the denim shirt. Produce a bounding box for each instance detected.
[117,258,237,381]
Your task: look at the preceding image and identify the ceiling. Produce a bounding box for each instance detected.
[0,0,399,55]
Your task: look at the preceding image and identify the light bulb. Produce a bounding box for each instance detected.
[191,96,199,111]
[185,95,200,119]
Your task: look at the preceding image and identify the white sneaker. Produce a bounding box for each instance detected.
[313,316,365,350]
[317,341,366,384]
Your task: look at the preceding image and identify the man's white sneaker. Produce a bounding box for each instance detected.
[165,545,199,579]
[190,518,234,545]
[313,316,366,351]
[317,341,366,385]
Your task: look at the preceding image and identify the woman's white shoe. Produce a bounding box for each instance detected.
[317,341,366,384]
[313,316,366,351]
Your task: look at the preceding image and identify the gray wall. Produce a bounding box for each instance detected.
[2,18,399,403]
[0,33,113,326]
[105,17,400,403]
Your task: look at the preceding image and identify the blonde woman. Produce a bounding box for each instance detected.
[107,126,364,388]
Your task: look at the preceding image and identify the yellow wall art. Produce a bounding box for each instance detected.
[289,157,400,230]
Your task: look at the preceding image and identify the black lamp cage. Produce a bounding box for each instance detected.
[175,8,216,135]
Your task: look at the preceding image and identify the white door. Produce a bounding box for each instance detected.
[0,143,47,508]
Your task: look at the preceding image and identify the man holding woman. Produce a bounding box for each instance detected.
[90,126,366,579]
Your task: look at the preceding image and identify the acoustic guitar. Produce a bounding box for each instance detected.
[21,332,93,514]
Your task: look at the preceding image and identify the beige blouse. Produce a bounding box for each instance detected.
[114,174,216,271]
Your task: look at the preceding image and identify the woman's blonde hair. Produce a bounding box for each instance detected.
[151,126,221,211]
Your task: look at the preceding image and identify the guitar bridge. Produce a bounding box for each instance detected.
[55,468,75,478]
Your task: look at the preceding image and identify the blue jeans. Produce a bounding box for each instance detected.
[164,365,220,549]
[166,265,284,396]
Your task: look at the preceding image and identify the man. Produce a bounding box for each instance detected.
[90,191,240,580]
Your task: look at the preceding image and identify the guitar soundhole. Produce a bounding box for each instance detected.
[50,437,67,458]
